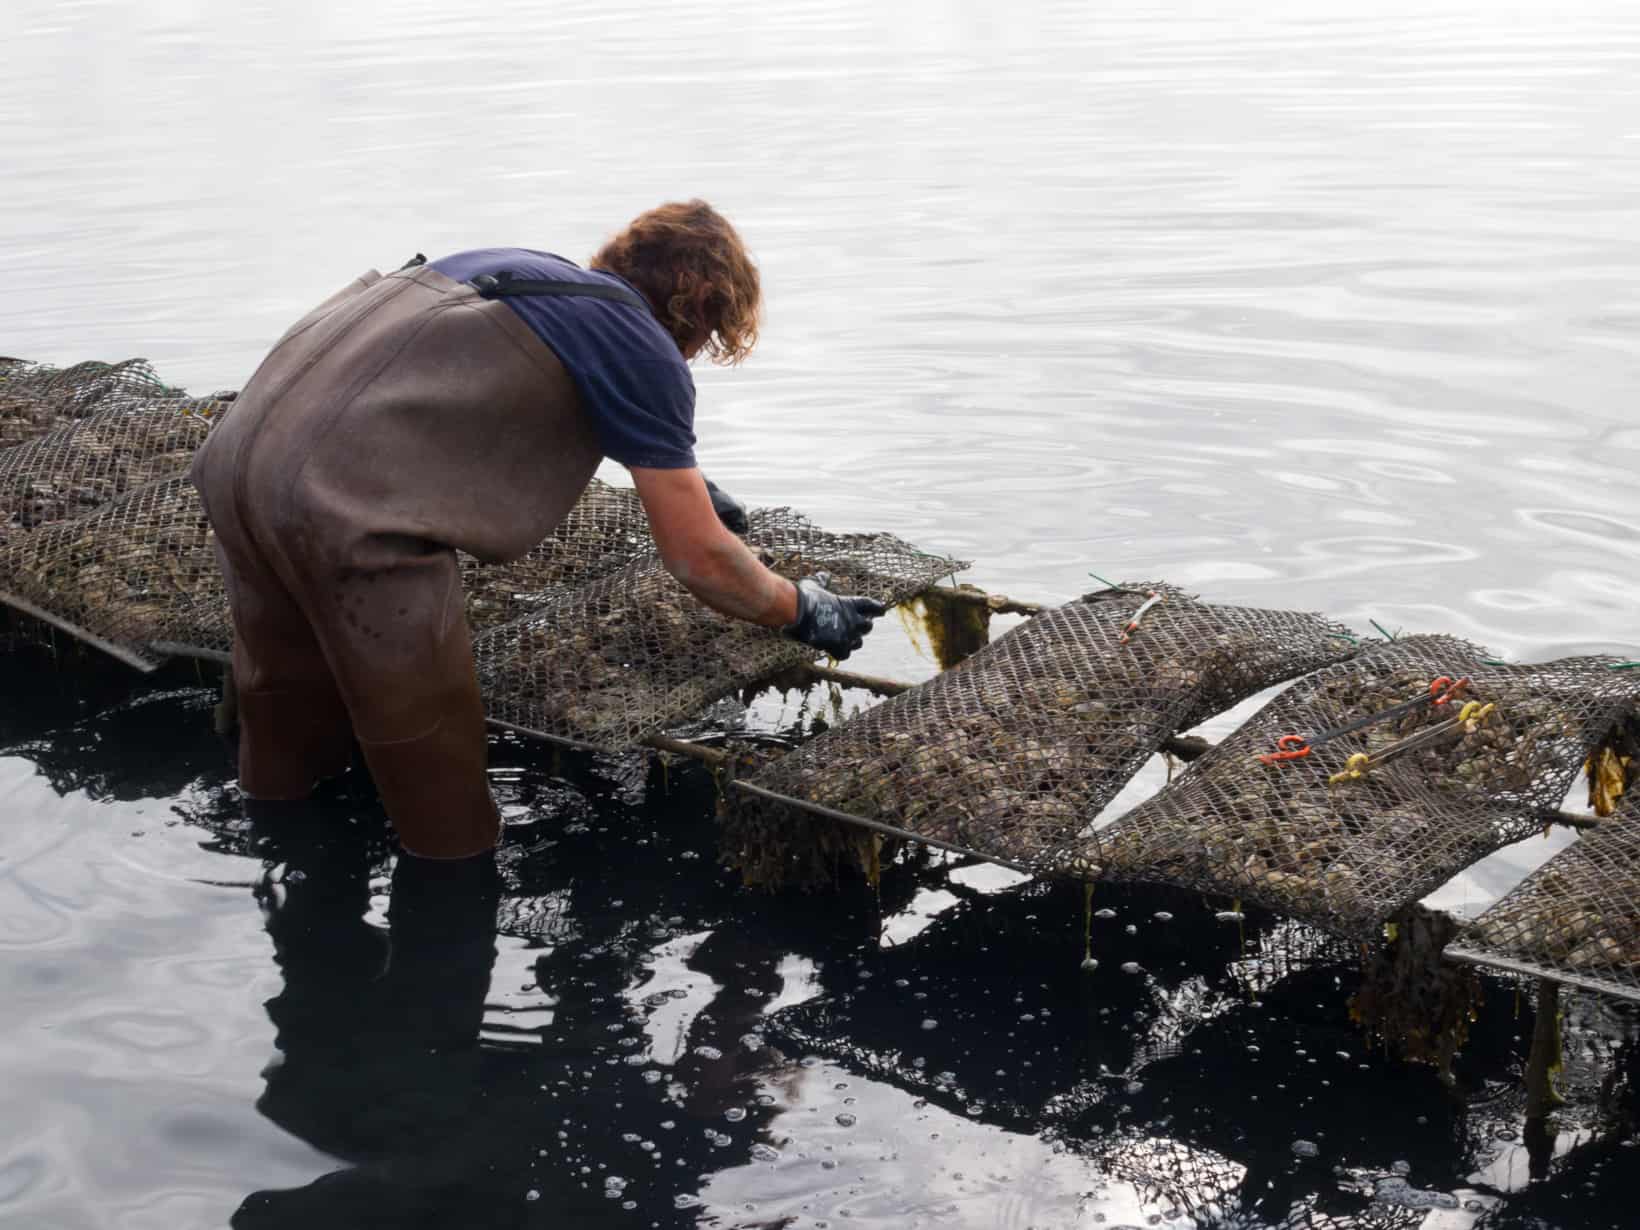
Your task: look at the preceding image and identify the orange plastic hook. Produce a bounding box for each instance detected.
[1257,734,1312,765]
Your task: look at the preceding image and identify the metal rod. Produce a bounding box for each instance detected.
[0,589,160,673]
[642,732,732,768]
[730,779,1031,873]
[1444,946,1640,1005]
[485,718,610,757]
[921,585,1043,616]
[799,662,913,696]
[485,717,735,769]
[149,640,232,665]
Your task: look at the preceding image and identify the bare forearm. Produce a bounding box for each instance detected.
[670,531,799,626]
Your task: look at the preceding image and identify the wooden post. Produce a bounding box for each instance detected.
[1524,977,1563,1120]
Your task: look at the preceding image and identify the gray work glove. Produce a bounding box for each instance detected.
[782,571,888,661]
[703,476,749,534]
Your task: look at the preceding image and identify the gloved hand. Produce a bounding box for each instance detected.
[702,476,749,534]
[782,571,888,661]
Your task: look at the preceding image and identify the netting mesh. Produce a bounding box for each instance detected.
[734,585,1360,869]
[1060,636,1640,939]
[1449,753,1640,1002]
[132,478,668,659]
[460,480,653,633]
[0,394,229,545]
[0,358,184,449]
[0,474,219,667]
[475,509,963,749]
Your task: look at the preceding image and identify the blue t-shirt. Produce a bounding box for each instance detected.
[428,247,697,470]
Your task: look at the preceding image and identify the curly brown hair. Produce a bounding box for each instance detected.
[590,200,761,365]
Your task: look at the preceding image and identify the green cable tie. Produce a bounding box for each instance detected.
[1087,572,1120,590]
[1331,631,1360,644]
[1610,661,1640,671]
[1369,619,1399,642]
[1481,658,1509,667]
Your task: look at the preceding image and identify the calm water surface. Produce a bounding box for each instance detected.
[2,1,1638,1226]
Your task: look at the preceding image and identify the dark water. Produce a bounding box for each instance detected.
[2,647,1636,1229]
[5,0,1640,1225]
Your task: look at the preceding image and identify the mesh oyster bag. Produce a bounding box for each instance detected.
[0,394,230,546]
[460,480,653,633]
[735,585,1360,869]
[0,474,219,669]
[1448,782,1640,1003]
[150,478,668,660]
[1059,636,1640,939]
[474,508,964,750]
[0,358,185,449]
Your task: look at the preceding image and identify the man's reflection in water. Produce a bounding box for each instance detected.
[232,800,502,1227]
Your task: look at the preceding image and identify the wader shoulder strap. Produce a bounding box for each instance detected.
[469,271,649,312]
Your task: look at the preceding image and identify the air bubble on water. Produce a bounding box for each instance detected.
[1292,1140,1319,1158]
[642,1069,662,1084]
[603,1176,627,1191]
[740,1033,765,1050]
[835,1113,857,1127]
[1124,1081,1143,1095]
[1391,1160,1411,1176]
[1120,962,1142,975]
[921,1019,938,1030]
[1215,911,1244,923]
[725,1108,747,1123]
[1124,924,1138,935]
[895,978,910,987]
[525,1189,541,1202]
[674,1194,702,1209]
[1080,957,1099,972]
[1095,908,1117,919]
[750,1144,780,1162]
[693,1045,723,1060]
[1152,911,1172,922]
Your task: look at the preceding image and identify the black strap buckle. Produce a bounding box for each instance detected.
[468,270,648,312]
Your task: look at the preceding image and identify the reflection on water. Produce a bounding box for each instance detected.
[4,0,1640,1225]
[2,653,1637,1228]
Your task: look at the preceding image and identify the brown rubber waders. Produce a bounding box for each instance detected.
[192,264,607,858]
